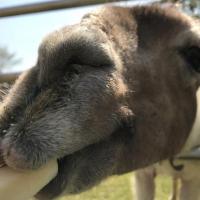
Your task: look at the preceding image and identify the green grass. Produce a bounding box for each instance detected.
[156,175,172,200]
[58,173,172,200]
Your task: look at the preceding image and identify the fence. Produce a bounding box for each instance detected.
[0,0,128,17]
[0,0,129,83]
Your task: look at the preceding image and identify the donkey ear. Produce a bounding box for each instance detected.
[37,27,116,86]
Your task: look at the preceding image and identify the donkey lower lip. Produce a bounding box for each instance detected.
[36,122,135,199]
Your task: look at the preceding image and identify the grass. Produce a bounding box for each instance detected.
[58,173,172,200]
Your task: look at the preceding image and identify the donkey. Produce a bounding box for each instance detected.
[0,5,200,200]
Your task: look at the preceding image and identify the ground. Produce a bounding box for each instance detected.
[58,173,172,200]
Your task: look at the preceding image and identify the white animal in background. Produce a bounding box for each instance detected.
[134,150,200,200]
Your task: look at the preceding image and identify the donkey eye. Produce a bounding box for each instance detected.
[180,46,200,73]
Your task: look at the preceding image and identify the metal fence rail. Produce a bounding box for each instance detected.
[0,0,127,82]
[0,0,127,18]
[0,73,19,83]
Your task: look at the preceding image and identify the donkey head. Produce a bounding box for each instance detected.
[0,5,200,199]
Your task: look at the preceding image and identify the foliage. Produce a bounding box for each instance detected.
[0,47,21,72]
[161,0,200,16]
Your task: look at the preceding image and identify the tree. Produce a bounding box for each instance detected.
[161,0,200,17]
[0,47,21,73]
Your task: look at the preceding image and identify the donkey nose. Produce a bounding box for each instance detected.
[3,146,26,170]
[2,138,31,170]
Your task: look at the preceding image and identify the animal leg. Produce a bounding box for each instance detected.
[134,167,155,200]
[179,179,200,200]
[169,177,178,200]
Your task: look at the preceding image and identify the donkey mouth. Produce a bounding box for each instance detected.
[35,121,135,199]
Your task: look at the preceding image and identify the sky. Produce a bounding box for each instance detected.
[0,0,156,73]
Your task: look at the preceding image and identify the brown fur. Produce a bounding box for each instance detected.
[0,5,200,200]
